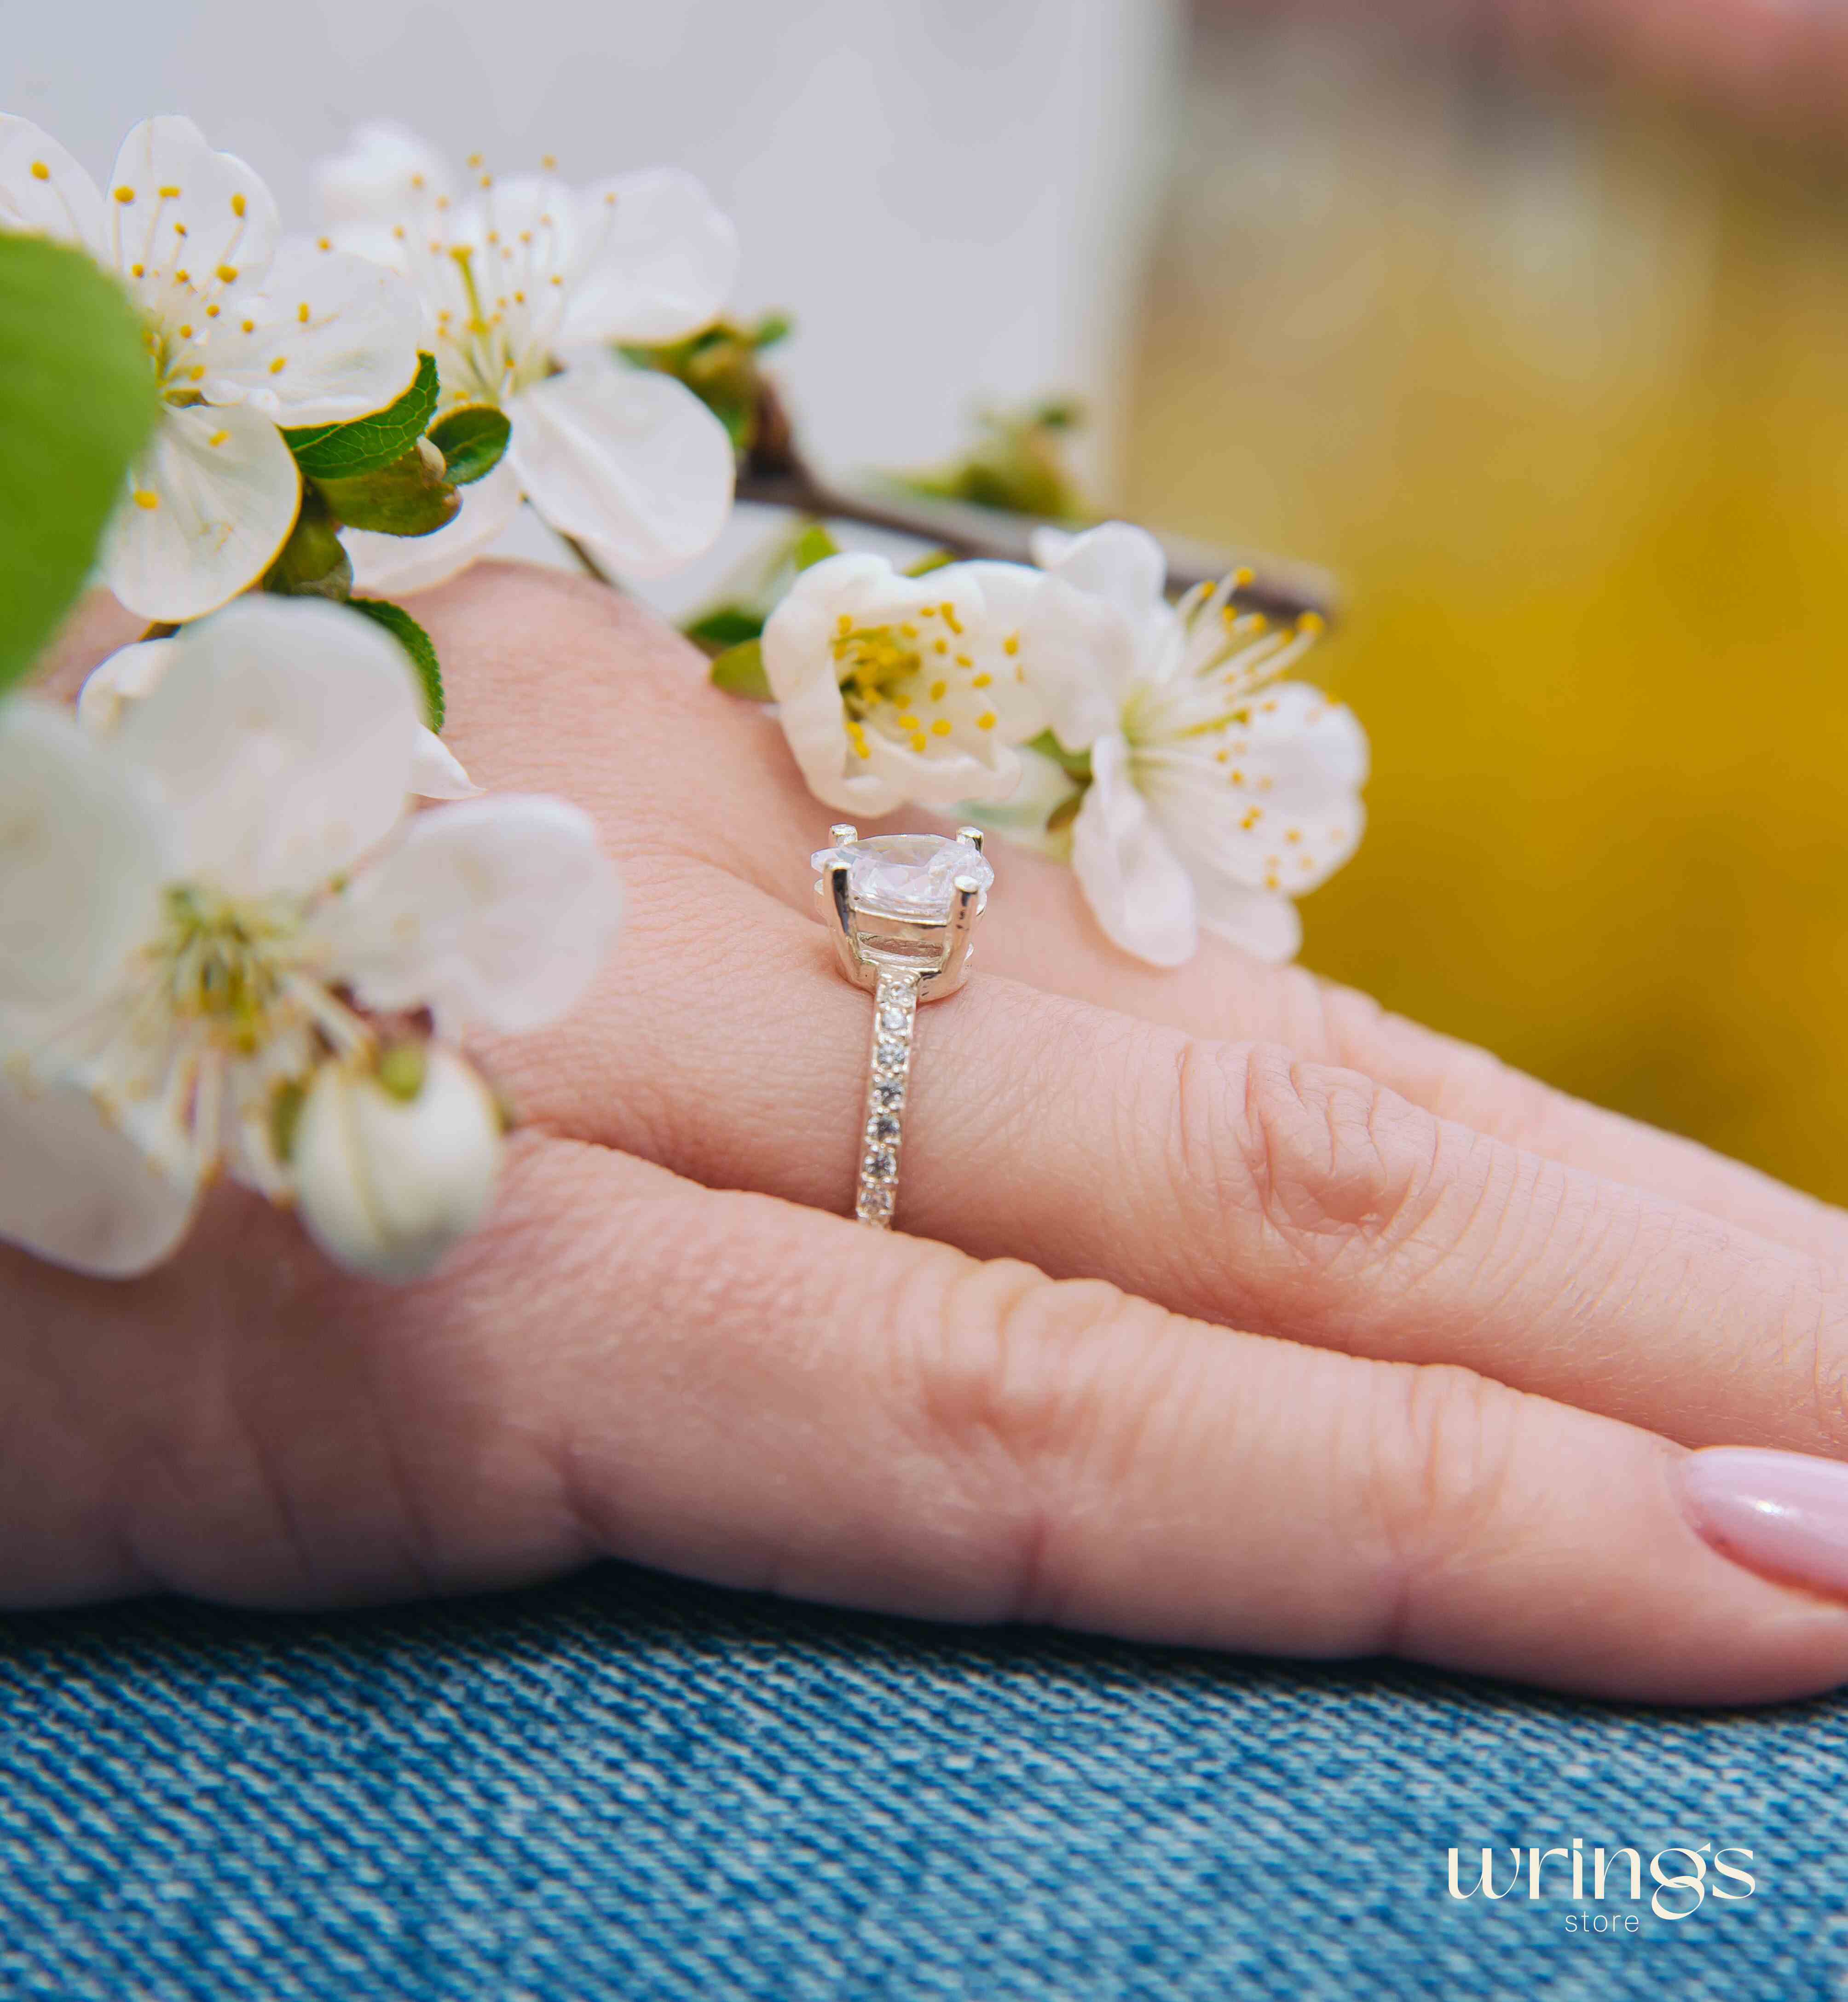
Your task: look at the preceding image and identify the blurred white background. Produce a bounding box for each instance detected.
[7,0,1180,512]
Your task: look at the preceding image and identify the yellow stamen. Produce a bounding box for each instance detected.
[231,192,246,217]
[29,162,49,181]
[113,186,134,203]
[976,711,996,730]
[133,490,159,510]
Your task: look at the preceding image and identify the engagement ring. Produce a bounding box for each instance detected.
[811,827,993,1229]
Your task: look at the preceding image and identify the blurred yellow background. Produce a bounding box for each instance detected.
[1122,14,1848,1202]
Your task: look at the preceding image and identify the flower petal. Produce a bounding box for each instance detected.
[1069,733,1199,966]
[1034,520,1168,626]
[0,1063,200,1279]
[0,115,105,255]
[0,700,172,1040]
[344,455,523,597]
[109,595,421,893]
[1191,874,1303,964]
[107,116,279,312]
[103,402,300,622]
[761,551,1036,816]
[559,168,739,345]
[76,637,177,735]
[508,356,734,578]
[409,728,479,800]
[196,243,422,426]
[1182,682,1368,897]
[292,1048,502,1283]
[324,796,622,1035]
[314,122,455,225]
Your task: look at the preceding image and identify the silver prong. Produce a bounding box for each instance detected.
[941,874,982,968]
[828,861,854,937]
[955,824,985,852]
[829,823,859,845]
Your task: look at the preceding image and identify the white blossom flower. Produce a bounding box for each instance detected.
[292,1047,503,1283]
[78,632,478,800]
[0,596,621,1280]
[313,122,738,594]
[1027,522,1366,966]
[761,550,1055,815]
[0,114,423,621]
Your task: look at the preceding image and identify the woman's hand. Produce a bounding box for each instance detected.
[10,561,1848,1706]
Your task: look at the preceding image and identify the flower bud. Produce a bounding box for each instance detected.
[292,1045,503,1282]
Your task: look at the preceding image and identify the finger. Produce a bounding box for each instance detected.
[489,865,1848,1465]
[11,1138,1847,1705]
[409,564,1845,1266]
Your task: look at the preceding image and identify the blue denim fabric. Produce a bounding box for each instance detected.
[0,1565,1843,2000]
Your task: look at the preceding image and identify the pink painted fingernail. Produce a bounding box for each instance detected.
[1680,1448,1848,1598]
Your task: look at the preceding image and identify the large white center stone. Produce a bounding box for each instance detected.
[811,834,993,919]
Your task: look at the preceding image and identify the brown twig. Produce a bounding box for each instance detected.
[735,381,1340,625]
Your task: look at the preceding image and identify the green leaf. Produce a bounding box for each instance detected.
[904,549,956,578]
[709,637,771,701]
[427,404,510,486]
[0,236,158,695]
[351,597,444,730]
[313,440,459,537]
[791,522,838,572]
[284,352,440,479]
[683,604,765,654]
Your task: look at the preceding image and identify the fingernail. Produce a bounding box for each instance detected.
[1680,1447,1848,1599]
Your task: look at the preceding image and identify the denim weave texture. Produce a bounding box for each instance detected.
[1,1563,1844,2000]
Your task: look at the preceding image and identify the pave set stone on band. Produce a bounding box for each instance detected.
[810,827,993,1229]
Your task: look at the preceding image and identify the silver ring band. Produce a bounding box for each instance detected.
[812,825,993,1231]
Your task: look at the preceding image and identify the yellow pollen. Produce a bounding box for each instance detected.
[971,671,992,689]
[316,236,331,251]
[837,613,853,636]
[1298,611,1325,635]
[133,490,159,509]
[896,712,920,732]
[173,222,187,237]
[173,268,190,284]
[466,152,484,168]
[216,263,237,282]
[241,318,254,333]
[411,173,426,189]
[1002,632,1020,656]
[1234,567,1254,587]
[479,174,493,189]
[542,154,558,170]
[188,365,204,380]
[157,184,180,198]
[899,623,918,637]
[603,191,617,206]
[549,274,563,286]
[29,161,49,181]
[268,356,287,374]
[1241,809,1261,830]
[933,639,948,656]
[910,734,928,753]
[205,302,219,317]
[976,711,996,730]
[392,225,406,240]
[297,301,310,323]
[231,192,246,216]
[129,262,144,277]
[941,604,964,635]
[513,289,525,304]
[208,429,228,447]
[930,718,952,737]
[919,605,937,617]
[114,186,134,203]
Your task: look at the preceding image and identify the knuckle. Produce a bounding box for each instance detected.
[1173,1039,1449,1271]
[898,1256,1171,1622]
[1363,1361,1524,1645]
